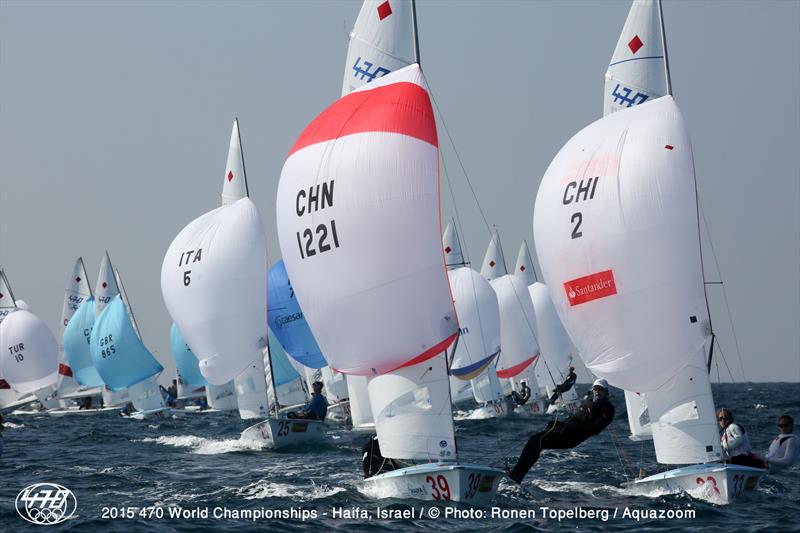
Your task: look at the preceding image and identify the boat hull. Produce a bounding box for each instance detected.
[515,398,548,416]
[623,463,765,504]
[47,406,122,416]
[128,407,171,420]
[240,417,326,449]
[364,463,503,503]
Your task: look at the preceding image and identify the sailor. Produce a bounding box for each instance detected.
[79,396,93,410]
[167,379,178,400]
[119,403,134,417]
[198,396,209,411]
[548,366,577,403]
[289,381,328,420]
[159,384,177,408]
[362,434,402,479]
[764,414,798,473]
[511,380,532,406]
[508,378,615,484]
[718,409,762,468]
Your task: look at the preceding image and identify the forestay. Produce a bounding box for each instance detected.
[447,267,500,381]
[90,295,163,391]
[533,96,709,392]
[604,0,668,116]
[161,198,268,385]
[267,260,326,369]
[276,64,457,376]
[0,309,59,394]
[342,0,415,96]
[490,275,539,379]
[63,298,104,387]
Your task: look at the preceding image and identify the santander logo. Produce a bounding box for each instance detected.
[564,270,617,306]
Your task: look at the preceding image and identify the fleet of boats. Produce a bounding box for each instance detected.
[0,0,772,507]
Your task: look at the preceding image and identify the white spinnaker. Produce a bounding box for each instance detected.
[348,375,374,429]
[368,354,456,461]
[649,348,721,464]
[95,252,120,317]
[490,275,539,379]
[447,267,500,380]
[533,96,709,393]
[604,0,668,116]
[342,0,415,96]
[57,258,92,396]
[161,198,268,385]
[443,219,465,268]
[480,231,508,281]
[276,65,456,376]
[234,355,269,419]
[0,310,59,394]
[528,282,577,400]
[222,118,248,206]
[206,381,238,411]
[514,241,536,286]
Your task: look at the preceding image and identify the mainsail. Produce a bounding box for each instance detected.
[56,258,92,396]
[513,241,536,286]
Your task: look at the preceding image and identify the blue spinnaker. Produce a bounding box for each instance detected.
[268,260,327,369]
[269,328,300,387]
[90,295,163,391]
[170,323,208,387]
[63,297,104,387]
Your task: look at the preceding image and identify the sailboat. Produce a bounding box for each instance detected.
[169,324,214,413]
[90,253,166,419]
[532,95,764,503]
[0,274,60,407]
[514,242,579,415]
[277,62,502,501]
[0,270,40,412]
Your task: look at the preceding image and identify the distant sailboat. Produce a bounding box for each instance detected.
[277,62,502,501]
[55,258,95,403]
[0,270,38,412]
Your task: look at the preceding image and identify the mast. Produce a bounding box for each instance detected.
[113,267,142,340]
[236,118,250,198]
[79,257,94,297]
[706,333,716,373]
[265,341,281,417]
[657,0,672,95]
[411,0,421,65]
[441,349,459,461]
[0,269,18,306]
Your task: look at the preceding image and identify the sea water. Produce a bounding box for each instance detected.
[1,383,797,532]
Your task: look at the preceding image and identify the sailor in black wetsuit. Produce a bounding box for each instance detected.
[548,366,577,403]
[362,434,402,479]
[508,378,615,484]
[511,380,532,406]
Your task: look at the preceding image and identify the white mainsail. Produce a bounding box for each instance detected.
[480,231,507,281]
[513,241,536,286]
[533,96,721,464]
[443,219,466,268]
[95,252,120,318]
[222,118,248,206]
[604,0,669,116]
[56,258,92,398]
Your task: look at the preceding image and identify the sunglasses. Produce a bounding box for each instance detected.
[778,423,791,428]
[717,416,731,421]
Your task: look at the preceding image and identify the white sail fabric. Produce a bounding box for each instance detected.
[276,65,457,376]
[449,375,474,405]
[95,252,120,318]
[443,219,465,268]
[528,282,576,397]
[342,0,415,96]
[625,390,652,440]
[480,232,507,281]
[368,355,456,461]
[347,374,374,429]
[222,119,248,206]
[0,270,17,325]
[129,376,166,413]
[649,348,722,464]
[470,365,503,404]
[514,241,536,285]
[0,309,59,394]
[533,96,709,392]
[604,0,668,116]
[206,381,237,411]
[57,258,92,396]
[14,300,29,310]
[102,386,131,407]
[490,275,539,379]
[234,355,269,419]
[161,198,268,385]
[447,267,501,381]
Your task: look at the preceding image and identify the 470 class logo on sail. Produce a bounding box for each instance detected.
[295,179,340,260]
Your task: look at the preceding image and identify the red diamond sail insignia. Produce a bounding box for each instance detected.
[227,170,234,182]
[489,260,496,268]
[628,35,643,54]
[377,1,392,21]
[102,282,108,288]
[520,265,526,272]
[444,246,452,254]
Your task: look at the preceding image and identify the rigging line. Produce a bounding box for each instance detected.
[607,424,634,482]
[698,198,747,381]
[427,85,493,238]
[440,148,472,266]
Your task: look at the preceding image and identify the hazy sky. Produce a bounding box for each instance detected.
[1,0,798,384]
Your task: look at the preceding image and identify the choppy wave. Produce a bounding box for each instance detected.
[139,435,267,455]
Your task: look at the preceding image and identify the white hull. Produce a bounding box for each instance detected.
[364,463,502,503]
[470,400,512,419]
[546,397,581,415]
[623,463,765,505]
[515,398,548,416]
[128,407,171,420]
[171,406,220,415]
[48,406,122,416]
[240,417,326,449]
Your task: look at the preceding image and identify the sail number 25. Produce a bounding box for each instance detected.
[563,176,599,240]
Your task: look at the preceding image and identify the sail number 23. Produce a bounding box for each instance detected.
[563,176,600,239]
